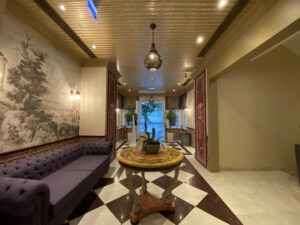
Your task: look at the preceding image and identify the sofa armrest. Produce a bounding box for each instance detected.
[83,141,113,155]
[0,176,50,223]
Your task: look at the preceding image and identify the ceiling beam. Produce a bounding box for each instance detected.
[198,0,249,57]
[33,0,97,58]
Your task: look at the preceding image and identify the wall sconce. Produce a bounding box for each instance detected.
[70,87,81,101]
[185,107,191,112]
[74,90,81,100]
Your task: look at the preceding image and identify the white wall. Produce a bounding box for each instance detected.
[217,45,300,175]
[185,86,195,129]
[80,67,107,136]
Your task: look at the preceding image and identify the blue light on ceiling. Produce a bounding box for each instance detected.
[87,0,98,23]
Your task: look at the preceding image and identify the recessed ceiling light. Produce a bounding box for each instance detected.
[92,44,96,49]
[173,89,176,92]
[60,4,66,11]
[123,82,126,86]
[178,82,181,86]
[218,0,228,9]
[196,36,204,44]
[128,89,131,92]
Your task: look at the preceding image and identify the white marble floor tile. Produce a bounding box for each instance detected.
[69,205,120,225]
[238,213,278,225]
[173,183,207,206]
[270,212,300,225]
[122,212,175,225]
[179,207,228,225]
[136,182,165,199]
[144,171,166,181]
[220,192,266,215]
[95,182,128,203]
[110,158,121,167]
[166,169,194,182]
[180,162,186,168]
[104,166,118,178]
[118,170,127,180]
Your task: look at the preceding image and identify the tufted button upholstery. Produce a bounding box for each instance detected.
[0,140,112,225]
[0,141,112,180]
[80,141,112,156]
[0,176,50,223]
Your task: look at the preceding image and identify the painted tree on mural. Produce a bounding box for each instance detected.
[6,33,48,112]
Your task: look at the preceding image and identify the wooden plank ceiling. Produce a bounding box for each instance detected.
[9,0,241,94]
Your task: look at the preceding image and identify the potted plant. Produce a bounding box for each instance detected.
[166,110,177,142]
[139,128,160,154]
[125,110,137,144]
[125,110,137,126]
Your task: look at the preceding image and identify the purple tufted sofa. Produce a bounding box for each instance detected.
[0,141,112,225]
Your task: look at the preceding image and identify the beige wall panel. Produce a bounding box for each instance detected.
[206,0,300,79]
[80,67,107,136]
[217,46,300,175]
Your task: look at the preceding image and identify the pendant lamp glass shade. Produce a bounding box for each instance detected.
[149,95,154,104]
[144,23,162,71]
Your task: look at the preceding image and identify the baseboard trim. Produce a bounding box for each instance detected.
[0,135,106,164]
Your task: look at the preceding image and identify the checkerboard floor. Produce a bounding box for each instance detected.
[62,142,242,225]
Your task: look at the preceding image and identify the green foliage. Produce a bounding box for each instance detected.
[124,110,137,125]
[141,102,160,131]
[138,128,160,151]
[6,34,48,112]
[166,110,177,128]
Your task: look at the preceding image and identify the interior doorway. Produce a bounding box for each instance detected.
[137,101,164,140]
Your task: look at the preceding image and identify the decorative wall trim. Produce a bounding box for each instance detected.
[33,0,97,58]
[116,140,127,151]
[198,0,249,56]
[185,127,195,131]
[176,141,192,155]
[0,135,106,164]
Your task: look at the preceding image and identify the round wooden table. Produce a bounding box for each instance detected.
[117,147,184,225]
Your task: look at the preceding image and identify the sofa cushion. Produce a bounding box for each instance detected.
[62,155,109,171]
[42,170,92,216]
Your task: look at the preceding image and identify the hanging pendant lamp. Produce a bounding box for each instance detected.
[149,94,154,104]
[144,23,162,71]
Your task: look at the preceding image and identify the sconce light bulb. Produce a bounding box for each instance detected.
[74,90,81,100]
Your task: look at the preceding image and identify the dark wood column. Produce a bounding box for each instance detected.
[106,71,117,159]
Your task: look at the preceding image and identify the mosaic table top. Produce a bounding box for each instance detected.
[117,147,183,170]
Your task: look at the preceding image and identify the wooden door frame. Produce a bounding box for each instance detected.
[194,70,208,167]
[106,70,117,159]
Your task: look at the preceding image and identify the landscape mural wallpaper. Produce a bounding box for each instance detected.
[0,15,81,153]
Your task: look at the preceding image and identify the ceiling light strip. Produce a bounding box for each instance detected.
[33,0,97,58]
[198,0,249,57]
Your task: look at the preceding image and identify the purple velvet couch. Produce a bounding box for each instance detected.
[0,141,112,225]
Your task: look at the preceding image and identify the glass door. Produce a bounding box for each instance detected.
[137,101,164,140]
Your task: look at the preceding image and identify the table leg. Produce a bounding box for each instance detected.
[162,165,180,204]
[141,172,147,193]
[126,168,142,214]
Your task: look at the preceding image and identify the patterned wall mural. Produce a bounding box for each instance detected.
[0,16,81,153]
